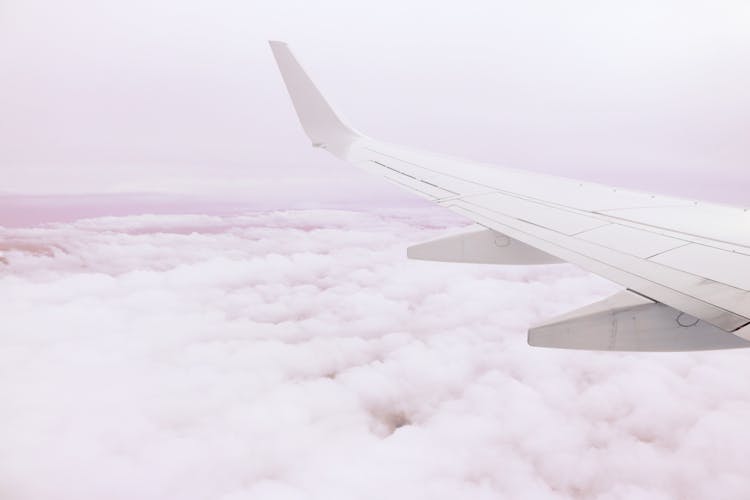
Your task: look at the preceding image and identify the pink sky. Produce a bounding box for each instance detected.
[1,0,749,209]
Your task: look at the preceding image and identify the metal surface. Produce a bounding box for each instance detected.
[270,41,750,349]
[407,226,562,265]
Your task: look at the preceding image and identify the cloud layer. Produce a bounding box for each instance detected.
[2,208,750,500]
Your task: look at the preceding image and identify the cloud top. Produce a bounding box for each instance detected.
[2,208,750,500]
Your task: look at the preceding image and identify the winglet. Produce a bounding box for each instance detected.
[269,41,360,156]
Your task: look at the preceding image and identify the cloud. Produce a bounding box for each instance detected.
[1,208,750,500]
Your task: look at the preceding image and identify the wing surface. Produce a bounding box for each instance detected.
[270,41,750,347]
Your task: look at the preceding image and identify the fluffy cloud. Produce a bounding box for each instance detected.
[2,208,750,500]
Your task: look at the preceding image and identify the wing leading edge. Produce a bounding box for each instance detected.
[269,41,750,351]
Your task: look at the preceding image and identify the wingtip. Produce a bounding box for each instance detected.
[269,39,361,156]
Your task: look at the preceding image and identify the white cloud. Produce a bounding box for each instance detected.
[2,208,750,500]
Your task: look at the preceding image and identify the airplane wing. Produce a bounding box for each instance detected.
[269,41,750,351]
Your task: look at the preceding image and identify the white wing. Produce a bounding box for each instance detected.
[269,41,750,351]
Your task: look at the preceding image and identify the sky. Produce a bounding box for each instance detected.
[1,0,749,206]
[3,2,750,499]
